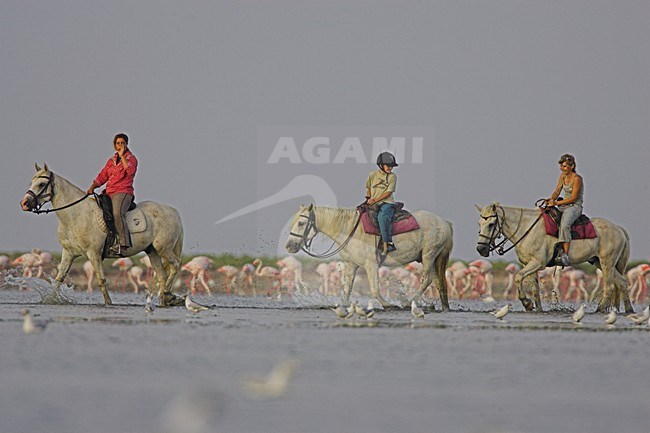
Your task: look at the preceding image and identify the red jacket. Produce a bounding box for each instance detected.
[94,150,138,196]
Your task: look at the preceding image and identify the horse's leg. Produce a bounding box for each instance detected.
[364,262,390,307]
[525,274,543,312]
[515,262,543,312]
[147,252,168,298]
[86,252,111,305]
[340,262,358,304]
[613,268,634,314]
[156,248,184,306]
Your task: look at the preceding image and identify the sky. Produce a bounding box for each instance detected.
[1,0,648,261]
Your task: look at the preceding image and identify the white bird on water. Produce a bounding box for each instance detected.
[625,306,649,325]
[491,304,512,320]
[411,300,425,319]
[330,304,348,319]
[355,299,375,319]
[22,309,47,334]
[185,294,210,314]
[604,310,617,325]
[572,303,586,323]
[242,359,299,400]
[145,293,156,314]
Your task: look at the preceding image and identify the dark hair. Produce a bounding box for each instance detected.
[558,153,576,171]
[113,133,129,146]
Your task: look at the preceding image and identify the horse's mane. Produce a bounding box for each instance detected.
[314,206,357,234]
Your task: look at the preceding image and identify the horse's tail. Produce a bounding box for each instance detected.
[616,225,630,276]
[434,220,453,309]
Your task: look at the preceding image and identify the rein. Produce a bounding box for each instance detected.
[26,173,90,215]
[291,207,362,259]
[478,205,542,255]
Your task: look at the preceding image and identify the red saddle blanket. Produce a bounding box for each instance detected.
[360,211,420,236]
[541,210,597,239]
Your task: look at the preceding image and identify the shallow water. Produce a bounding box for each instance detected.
[1,281,648,433]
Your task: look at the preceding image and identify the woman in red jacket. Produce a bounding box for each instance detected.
[86,133,138,256]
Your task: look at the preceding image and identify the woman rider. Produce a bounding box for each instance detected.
[545,154,583,267]
[86,133,138,257]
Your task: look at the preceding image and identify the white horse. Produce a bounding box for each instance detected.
[285,204,453,309]
[20,163,185,306]
[476,203,632,313]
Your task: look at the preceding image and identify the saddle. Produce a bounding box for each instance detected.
[358,202,420,236]
[541,206,597,240]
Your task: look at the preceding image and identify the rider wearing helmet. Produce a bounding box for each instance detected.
[365,152,398,253]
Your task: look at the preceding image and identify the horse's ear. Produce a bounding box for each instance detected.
[43,163,49,173]
[474,204,482,213]
[307,204,313,211]
[35,162,41,172]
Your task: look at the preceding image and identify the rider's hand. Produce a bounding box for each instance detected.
[367,198,375,205]
[86,188,94,195]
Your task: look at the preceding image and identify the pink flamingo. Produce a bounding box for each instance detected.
[217,265,239,294]
[468,259,494,299]
[378,266,391,298]
[112,257,134,292]
[316,263,332,295]
[445,262,467,298]
[277,256,305,294]
[83,260,95,293]
[564,268,589,302]
[11,250,44,279]
[627,264,650,304]
[239,263,256,295]
[139,255,154,284]
[280,267,295,294]
[253,258,281,297]
[181,256,214,295]
[503,262,521,299]
[127,265,148,294]
[405,261,428,297]
[328,261,344,296]
[0,254,10,270]
[589,269,604,302]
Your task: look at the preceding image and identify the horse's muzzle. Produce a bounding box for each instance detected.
[476,244,490,257]
[285,240,301,254]
[20,195,34,212]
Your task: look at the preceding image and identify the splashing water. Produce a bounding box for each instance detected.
[3,274,78,304]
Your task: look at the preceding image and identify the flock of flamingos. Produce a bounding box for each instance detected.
[2,249,649,305]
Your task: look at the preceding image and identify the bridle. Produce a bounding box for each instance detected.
[289,207,362,259]
[25,172,90,214]
[478,205,542,255]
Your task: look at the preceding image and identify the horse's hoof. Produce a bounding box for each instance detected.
[161,293,185,307]
[521,298,534,311]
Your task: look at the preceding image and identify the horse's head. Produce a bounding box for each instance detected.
[285,204,317,254]
[21,163,54,212]
[475,203,503,257]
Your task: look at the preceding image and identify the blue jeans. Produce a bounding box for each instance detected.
[377,203,395,243]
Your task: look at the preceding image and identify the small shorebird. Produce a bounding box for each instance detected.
[185,294,210,314]
[22,309,47,334]
[491,304,512,320]
[411,300,425,319]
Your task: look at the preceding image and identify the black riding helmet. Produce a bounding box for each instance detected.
[376,152,398,169]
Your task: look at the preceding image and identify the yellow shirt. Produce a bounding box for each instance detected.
[365,169,396,204]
